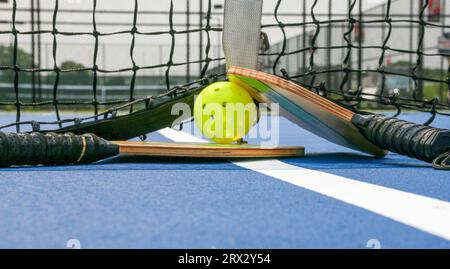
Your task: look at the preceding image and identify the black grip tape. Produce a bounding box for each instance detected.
[0,132,119,167]
[352,114,450,163]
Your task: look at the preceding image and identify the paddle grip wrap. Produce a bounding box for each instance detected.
[352,114,450,163]
[0,132,119,167]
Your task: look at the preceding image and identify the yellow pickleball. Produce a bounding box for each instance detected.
[194,81,257,144]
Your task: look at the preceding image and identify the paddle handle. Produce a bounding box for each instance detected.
[352,114,450,164]
[0,132,119,167]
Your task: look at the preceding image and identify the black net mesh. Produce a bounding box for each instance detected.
[0,0,449,134]
[0,0,225,133]
[262,0,450,124]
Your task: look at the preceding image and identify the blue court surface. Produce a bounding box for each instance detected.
[0,112,449,249]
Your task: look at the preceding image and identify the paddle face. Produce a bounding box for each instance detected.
[222,0,263,69]
[114,141,304,158]
[228,67,387,157]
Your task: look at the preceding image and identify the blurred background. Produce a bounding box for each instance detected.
[0,0,448,110]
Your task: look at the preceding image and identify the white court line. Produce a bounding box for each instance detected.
[158,128,450,241]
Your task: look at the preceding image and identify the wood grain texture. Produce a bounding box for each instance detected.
[228,66,387,157]
[113,141,304,158]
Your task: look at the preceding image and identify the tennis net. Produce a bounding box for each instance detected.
[0,0,449,134]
